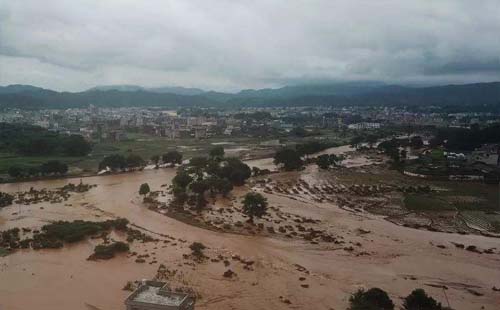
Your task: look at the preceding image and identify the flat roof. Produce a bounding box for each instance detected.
[131,286,186,306]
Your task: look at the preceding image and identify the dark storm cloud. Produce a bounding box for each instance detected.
[1,0,500,91]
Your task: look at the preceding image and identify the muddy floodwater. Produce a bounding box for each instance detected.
[1,164,500,310]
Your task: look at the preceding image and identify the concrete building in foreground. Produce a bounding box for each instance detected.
[125,281,195,310]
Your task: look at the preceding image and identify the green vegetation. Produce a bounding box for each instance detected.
[404,194,452,211]
[0,247,8,257]
[98,154,145,171]
[209,146,225,160]
[434,123,500,151]
[189,241,206,260]
[171,148,250,209]
[37,219,129,245]
[316,154,343,169]
[492,221,500,233]
[274,148,303,171]
[347,288,444,310]
[0,123,91,156]
[0,192,14,208]
[8,160,68,178]
[348,287,394,310]
[139,183,150,196]
[403,289,442,310]
[89,241,130,260]
[162,150,183,165]
[242,192,268,222]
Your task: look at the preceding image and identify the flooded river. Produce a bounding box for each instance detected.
[1,161,500,310]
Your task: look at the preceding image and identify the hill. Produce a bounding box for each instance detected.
[1,81,499,109]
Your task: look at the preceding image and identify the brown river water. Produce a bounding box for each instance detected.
[1,159,500,309]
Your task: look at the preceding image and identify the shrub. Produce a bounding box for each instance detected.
[0,192,14,208]
[403,289,442,310]
[348,288,394,310]
[189,242,206,259]
[89,241,130,260]
[139,183,151,196]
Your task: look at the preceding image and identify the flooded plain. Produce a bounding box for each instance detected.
[1,161,500,310]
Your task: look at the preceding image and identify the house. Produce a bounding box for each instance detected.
[125,281,195,310]
[468,144,500,166]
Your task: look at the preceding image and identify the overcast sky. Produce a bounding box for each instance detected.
[1,0,500,92]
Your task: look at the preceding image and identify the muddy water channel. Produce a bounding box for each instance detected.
[1,164,500,310]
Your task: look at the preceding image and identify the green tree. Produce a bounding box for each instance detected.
[274,148,303,171]
[216,178,233,197]
[126,154,145,168]
[98,154,127,171]
[348,288,394,310]
[366,134,378,148]
[188,157,208,174]
[242,192,268,222]
[410,136,424,149]
[209,146,225,160]
[63,135,92,156]
[0,192,14,208]
[317,154,331,170]
[403,289,442,310]
[350,136,364,149]
[139,183,150,196]
[172,170,193,189]
[150,155,160,165]
[8,165,24,178]
[162,151,183,165]
[291,127,308,137]
[40,160,68,175]
[218,157,251,186]
[189,180,209,196]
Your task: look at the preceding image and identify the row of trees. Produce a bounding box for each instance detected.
[433,123,500,151]
[274,141,339,171]
[98,154,145,171]
[0,123,92,157]
[170,146,252,209]
[349,287,445,310]
[150,150,183,166]
[8,160,68,178]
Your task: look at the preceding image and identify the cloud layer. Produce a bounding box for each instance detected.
[1,0,500,91]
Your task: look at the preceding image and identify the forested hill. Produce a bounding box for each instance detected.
[0,81,499,110]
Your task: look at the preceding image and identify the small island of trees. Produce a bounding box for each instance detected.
[170,146,251,209]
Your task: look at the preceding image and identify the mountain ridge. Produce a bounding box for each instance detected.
[0,81,499,110]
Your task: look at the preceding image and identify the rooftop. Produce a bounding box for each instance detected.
[131,285,186,306]
[126,281,189,307]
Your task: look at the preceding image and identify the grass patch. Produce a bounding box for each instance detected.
[404,194,453,211]
[0,247,9,257]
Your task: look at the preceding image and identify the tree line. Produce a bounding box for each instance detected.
[274,141,340,171]
[0,123,92,157]
[8,160,68,178]
[348,287,448,310]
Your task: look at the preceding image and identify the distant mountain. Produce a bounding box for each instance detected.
[236,81,386,98]
[88,85,205,96]
[1,81,499,110]
[148,86,205,96]
[0,84,55,94]
[87,85,145,92]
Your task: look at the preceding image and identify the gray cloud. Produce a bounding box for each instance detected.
[1,0,500,91]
